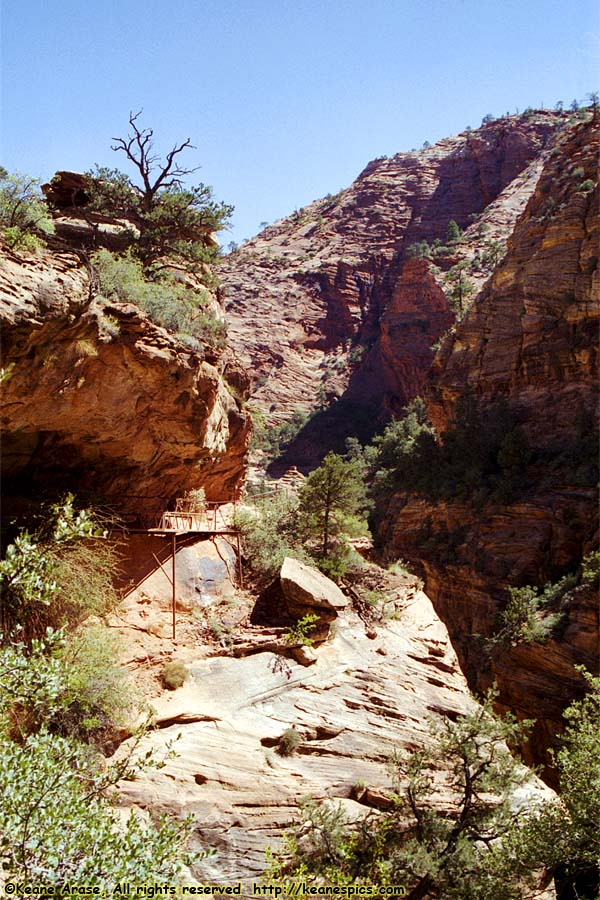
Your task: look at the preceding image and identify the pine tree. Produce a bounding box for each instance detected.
[298,452,368,558]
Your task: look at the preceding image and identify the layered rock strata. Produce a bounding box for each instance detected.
[221,112,568,447]
[0,246,251,524]
[116,584,482,882]
[380,120,600,778]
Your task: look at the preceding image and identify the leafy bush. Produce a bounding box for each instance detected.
[0,167,54,251]
[277,727,301,756]
[92,248,226,349]
[269,681,600,897]
[162,660,189,690]
[235,458,368,583]
[0,495,120,643]
[578,179,595,192]
[285,613,320,646]
[446,218,463,244]
[251,408,313,459]
[0,498,198,882]
[57,625,135,742]
[233,493,308,579]
[268,695,534,894]
[0,730,195,886]
[367,395,531,507]
[313,542,365,581]
[582,550,600,585]
[490,570,583,647]
[406,240,432,259]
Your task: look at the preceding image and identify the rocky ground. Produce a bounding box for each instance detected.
[110,548,551,888]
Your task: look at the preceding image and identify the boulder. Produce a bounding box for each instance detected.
[280,557,348,615]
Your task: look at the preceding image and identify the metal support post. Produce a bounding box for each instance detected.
[171,532,177,640]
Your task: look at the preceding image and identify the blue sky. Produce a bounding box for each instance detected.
[1,0,598,244]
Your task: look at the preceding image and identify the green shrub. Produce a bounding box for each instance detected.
[233,493,309,579]
[251,408,312,459]
[56,626,135,742]
[578,179,595,192]
[446,218,463,244]
[92,249,226,349]
[0,731,195,886]
[277,727,301,756]
[0,168,54,247]
[490,571,580,648]
[582,550,600,585]
[406,240,432,259]
[367,395,534,509]
[285,613,319,646]
[0,495,120,643]
[162,660,189,690]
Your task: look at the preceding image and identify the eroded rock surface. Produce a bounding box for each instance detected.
[221,112,568,458]
[0,246,251,523]
[117,586,478,882]
[379,120,600,779]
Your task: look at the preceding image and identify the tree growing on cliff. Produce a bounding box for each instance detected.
[445,262,474,316]
[0,167,55,251]
[76,111,232,270]
[445,219,463,244]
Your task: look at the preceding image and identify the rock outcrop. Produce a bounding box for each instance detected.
[116,584,479,882]
[379,119,600,780]
[280,556,348,613]
[221,112,569,461]
[0,245,251,524]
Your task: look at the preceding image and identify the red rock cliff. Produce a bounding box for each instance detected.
[379,120,599,780]
[222,112,567,447]
[0,246,251,525]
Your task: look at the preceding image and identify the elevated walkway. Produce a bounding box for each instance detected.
[126,498,243,639]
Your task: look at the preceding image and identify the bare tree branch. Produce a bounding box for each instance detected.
[110,110,200,212]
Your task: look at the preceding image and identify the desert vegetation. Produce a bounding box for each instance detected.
[269,681,600,899]
[0,496,195,882]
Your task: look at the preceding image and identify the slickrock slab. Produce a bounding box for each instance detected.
[116,588,518,884]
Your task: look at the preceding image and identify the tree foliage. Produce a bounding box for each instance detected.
[0,499,196,883]
[0,495,119,644]
[298,452,370,560]
[83,112,232,269]
[92,248,227,350]
[0,729,194,886]
[235,452,369,582]
[0,167,55,251]
[366,394,533,507]
[270,680,600,899]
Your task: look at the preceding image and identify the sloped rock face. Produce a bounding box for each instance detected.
[0,246,251,524]
[116,587,478,882]
[378,258,454,413]
[380,120,600,780]
[280,556,348,613]
[221,113,567,448]
[426,120,599,444]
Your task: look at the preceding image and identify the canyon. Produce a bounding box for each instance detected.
[0,107,598,892]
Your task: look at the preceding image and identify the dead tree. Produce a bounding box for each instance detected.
[111,110,200,212]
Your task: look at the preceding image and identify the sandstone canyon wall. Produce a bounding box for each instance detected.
[379,118,599,778]
[0,245,251,525]
[221,111,569,469]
